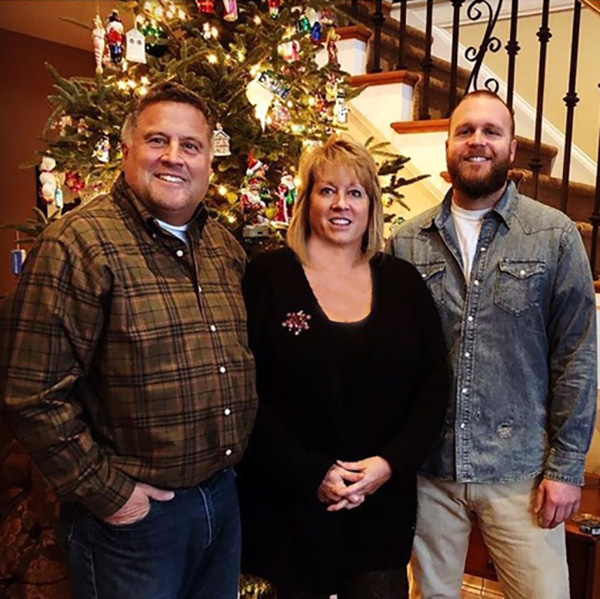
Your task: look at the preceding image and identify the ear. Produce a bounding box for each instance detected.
[509,137,517,164]
[121,142,130,161]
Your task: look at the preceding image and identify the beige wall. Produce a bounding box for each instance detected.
[452,7,600,161]
[0,29,94,299]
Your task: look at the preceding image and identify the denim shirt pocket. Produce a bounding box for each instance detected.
[415,261,446,307]
[494,258,546,316]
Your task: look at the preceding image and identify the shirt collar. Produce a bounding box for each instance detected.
[111,172,209,236]
[421,180,519,232]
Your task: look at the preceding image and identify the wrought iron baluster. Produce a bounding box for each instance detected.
[464,0,504,94]
[372,0,385,73]
[505,0,520,110]
[449,0,465,115]
[530,0,552,201]
[560,0,582,215]
[589,83,600,277]
[419,0,434,120]
[396,0,409,70]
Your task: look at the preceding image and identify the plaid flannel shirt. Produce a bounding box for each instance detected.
[1,174,257,518]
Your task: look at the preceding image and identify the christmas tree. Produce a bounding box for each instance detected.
[17,0,425,256]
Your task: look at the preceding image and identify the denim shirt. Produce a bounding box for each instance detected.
[388,182,597,485]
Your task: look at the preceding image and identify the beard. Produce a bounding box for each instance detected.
[447,153,511,200]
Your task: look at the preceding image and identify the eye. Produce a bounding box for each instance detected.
[183,141,200,152]
[148,136,167,146]
[319,186,335,195]
[485,128,501,137]
[349,188,364,198]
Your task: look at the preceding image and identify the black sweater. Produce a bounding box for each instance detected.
[238,247,450,592]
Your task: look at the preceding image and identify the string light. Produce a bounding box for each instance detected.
[117,80,128,90]
[218,185,227,196]
[154,6,164,18]
[138,87,148,96]
[254,16,261,25]
[141,76,150,85]
[208,54,218,64]
[227,214,236,223]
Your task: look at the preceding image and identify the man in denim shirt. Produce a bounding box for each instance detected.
[389,90,597,599]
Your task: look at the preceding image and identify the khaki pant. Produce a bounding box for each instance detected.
[409,475,570,599]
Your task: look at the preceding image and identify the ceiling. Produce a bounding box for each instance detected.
[0,0,136,51]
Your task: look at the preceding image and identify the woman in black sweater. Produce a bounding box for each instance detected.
[238,135,449,599]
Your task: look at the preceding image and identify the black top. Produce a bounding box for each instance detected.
[238,247,450,593]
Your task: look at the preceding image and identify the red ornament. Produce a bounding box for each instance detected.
[65,171,86,194]
[196,0,215,13]
[269,0,281,18]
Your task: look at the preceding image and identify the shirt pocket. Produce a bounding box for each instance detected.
[494,259,546,316]
[414,261,446,307]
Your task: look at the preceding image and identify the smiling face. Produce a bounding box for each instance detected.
[308,164,370,254]
[122,101,213,225]
[446,94,517,209]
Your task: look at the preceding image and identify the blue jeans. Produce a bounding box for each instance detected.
[57,468,241,599]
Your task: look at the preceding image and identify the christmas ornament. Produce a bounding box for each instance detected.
[222,0,238,21]
[321,9,335,26]
[140,21,168,58]
[325,76,337,103]
[246,75,276,129]
[11,233,26,276]
[334,89,348,125]
[125,28,146,64]
[91,14,106,74]
[268,100,291,130]
[311,20,323,44]
[297,12,310,33]
[65,171,86,194]
[106,10,125,64]
[196,0,215,13]
[94,136,110,163]
[274,171,296,223]
[54,188,64,210]
[258,69,291,100]
[279,39,300,62]
[268,0,281,18]
[326,28,340,68]
[39,156,59,204]
[213,123,231,156]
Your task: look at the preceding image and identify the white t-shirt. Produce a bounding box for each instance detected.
[450,201,492,283]
[156,218,190,246]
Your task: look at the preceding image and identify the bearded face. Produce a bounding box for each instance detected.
[446,95,517,205]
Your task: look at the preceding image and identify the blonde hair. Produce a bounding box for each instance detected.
[287,134,384,264]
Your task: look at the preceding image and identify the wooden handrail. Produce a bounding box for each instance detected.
[581,0,600,15]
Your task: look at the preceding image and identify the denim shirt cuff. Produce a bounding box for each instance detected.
[544,448,586,486]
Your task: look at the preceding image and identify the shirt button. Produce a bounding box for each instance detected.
[480,247,487,252]
[464,351,471,358]
[224,408,231,416]
[176,249,184,257]
[462,388,468,394]
[467,315,474,322]
[473,280,480,286]
[519,269,526,277]
[210,324,217,332]
[198,285,202,293]
[225,448,232,456]
[219,366,227,374]
[151,233,157,239]
[421,273,427,279]
[460,423,466,429]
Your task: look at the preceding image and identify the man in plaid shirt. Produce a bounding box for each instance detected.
[2,82,257,599]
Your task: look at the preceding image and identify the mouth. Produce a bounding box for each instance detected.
[463,156,491,164]
[154,174,186,184]
[329,217,352,226]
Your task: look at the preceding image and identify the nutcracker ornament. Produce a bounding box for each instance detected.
[91,14,106,74]
[311,19,323,44]
[106,10,125,64]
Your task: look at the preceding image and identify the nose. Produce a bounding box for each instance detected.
[468,129,485,146]
[331,191,349,209]
[161,141,184,165]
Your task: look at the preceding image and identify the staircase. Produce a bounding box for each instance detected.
[335,0,600,274]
